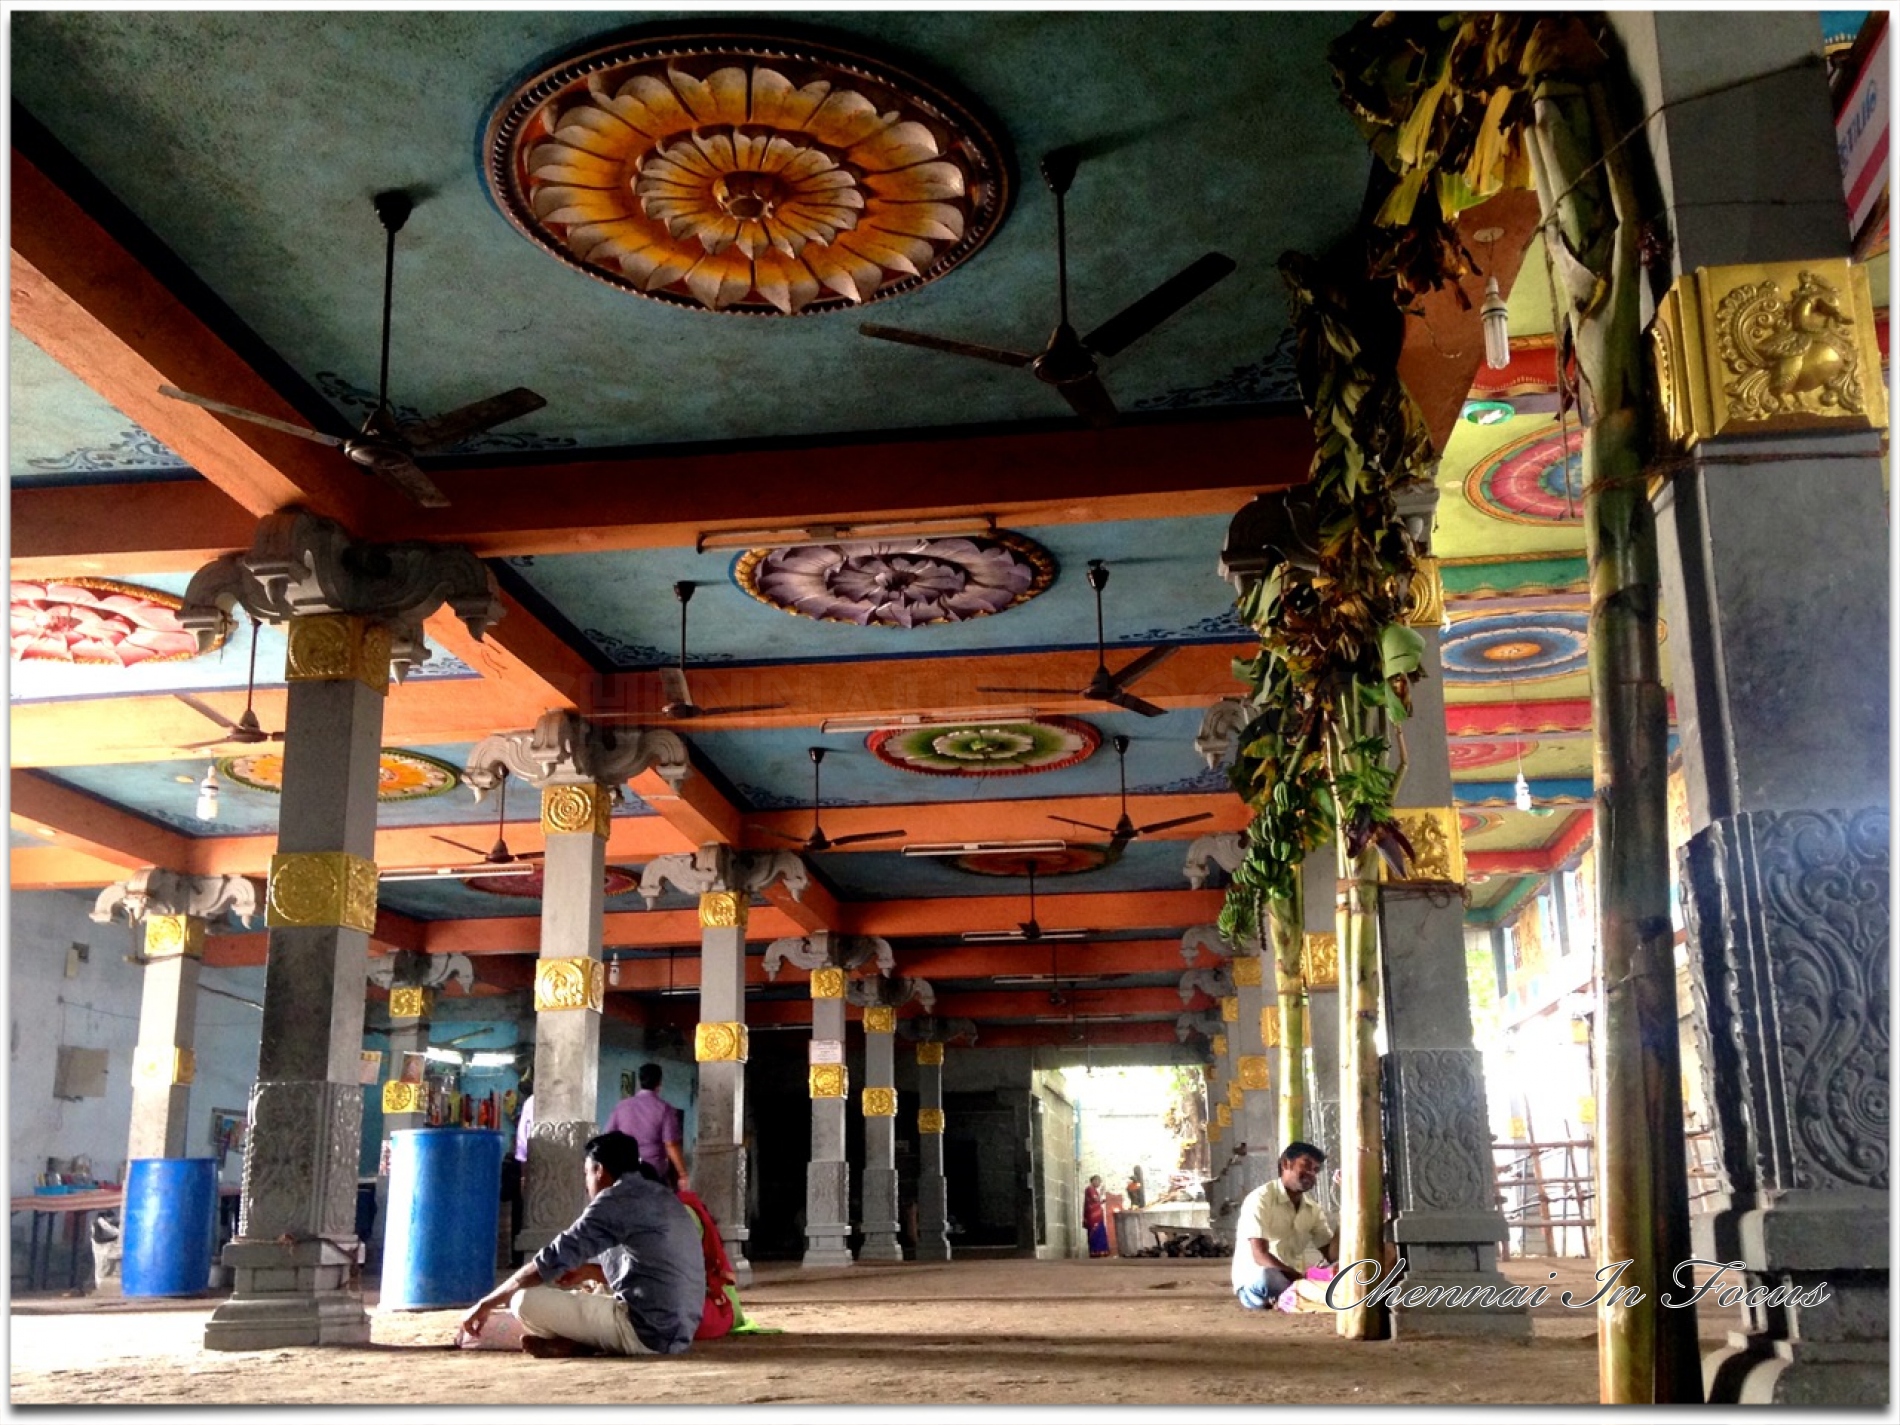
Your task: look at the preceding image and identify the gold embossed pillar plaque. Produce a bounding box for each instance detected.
[1651,258,1887,454]
[862,1005,896,1034]
[1301,932,1339,989]
[388,986,432,1020]
[916,1041,945,1066]
[810,967,846,999]
[1237,1055,1270,1091]
[542,782,613,839]
[1261,1006,1282,1047]
[695,1021,749,1063]
[1217,1103,1233,1129]
[133,1045,195,1086]
[266,852,379,932]
[1384,808,1464,885]
[381,1080,425,1115]
[142,914,205,960]
[1405,555,1445,628]
[1227,1079,1244,1109]
[285,613,393,694]
[809,1064,847,1098]
[918,1107,946,1134]
[699,891,748,931]
[1230,955,1263,988]
[861,1086,898,1117]
[534,957,605,1012]
[1211,1032,1228,1058]
[1219,996,1239,1024]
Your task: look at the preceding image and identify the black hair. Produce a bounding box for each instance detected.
[1279,1140,1326,1166]
[584,1131,646,1182]
[638,1062,664,1091]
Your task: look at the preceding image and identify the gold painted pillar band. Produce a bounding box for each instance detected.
[1211,1032,1228,1058]
[388,986,433,1020]
[695,1021,749,1063]
[861,1086,898,1117]
[1405,554,1446,628]
[810,967,847,999]
[542,782,613,839]
[141,914,205,960]
[1301,932,1339,989]
[381,1080,425,1115]
[1261,1006,1282,1047]
[916,1041,944,1066]
[1227,1079,1244,1109]
[917,1107,946,1134]
[266,851,379,932]
[1216,1103,1233,1129]
[1229,955,1263,988]
[1385,807,1465,885]
[809,1064,848,1098]
[1237,1055,1270,1091]
[1219,996,1239,1024]
[862,1005,896,1034]
[534,957,605,1012]
[285,613,392,694]
[698,891,748,930]
[133,1045,195,1086]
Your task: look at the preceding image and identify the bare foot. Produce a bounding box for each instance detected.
[521,1335,597,1358]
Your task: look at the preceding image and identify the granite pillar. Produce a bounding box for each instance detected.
[373,975,433,1267]
[1302,852,1343,1223]
[857,1006,903,1261]
[914,1040,950,1262]
[1229,946,1278,1207]
[804,954,854,1269]
[1615,11,1890,1403]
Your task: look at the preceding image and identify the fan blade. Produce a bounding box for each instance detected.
[401,387,547,452]
[516,850,547,862]
[824,829,907,847]
[1108,644,1178,690]
[1134,811,1216,836]
[158,387,347,447]
[431,835,490,857]
[975,685,1076,696]
[700,702,790,716]
[1049,815,1116,834]
[1055,372,1118,426]
[1083,253,1237,357]
[366,450,451,509]
[1102,687,1168,718]
[174,693,242,732]
[180,736,237,750]
[660,667,692,708]
[859,324,1035,369]
[749,827,809,845]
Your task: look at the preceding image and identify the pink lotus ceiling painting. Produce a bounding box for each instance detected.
[467,866,641,899]
[1464,425,1586,524]
[737,533,1055,627]
[10,578,211,665]
[952,846,1110,877]
[870,716,1099,776]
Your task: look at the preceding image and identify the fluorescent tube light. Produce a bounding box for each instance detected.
[821,708,1037,736]
[697,514,996,553]
[903,839,1069,858]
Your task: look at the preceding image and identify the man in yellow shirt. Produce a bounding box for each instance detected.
[1230,1140,1338,1310]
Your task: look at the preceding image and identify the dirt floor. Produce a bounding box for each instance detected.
[9,1254,1721,1409]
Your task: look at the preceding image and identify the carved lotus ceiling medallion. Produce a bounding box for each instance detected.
[735,533,1055,627]
[219,748,462,803]
[485,35,1009,315]
[870,716,1100,777]
[11,578,213,666]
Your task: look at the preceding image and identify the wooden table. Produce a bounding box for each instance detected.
[10,1188,124,1292]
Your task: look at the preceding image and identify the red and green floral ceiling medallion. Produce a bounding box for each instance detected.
[736,533,1055,627]
[870,715,1100,777]
[219,748,462,802]
[11,578,213,665]
[467,865,641,899]
[485,33,1009,316]
[952,846,1110,877]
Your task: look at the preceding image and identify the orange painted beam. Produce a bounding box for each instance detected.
[422,589,601,718]
[843,888,1225,939]
[647,982,1202,1028]
[10,482,260,581]
[763,875,839,934]
[629,766,744,848]
[951,1020,1184,1049]
[742,794,1245,852]
[9,845,142,891]
[423,905,809,955]
[10,147,380,529]
[900,937,1211,979]
[371,908,428,953]
[10,770,192,872]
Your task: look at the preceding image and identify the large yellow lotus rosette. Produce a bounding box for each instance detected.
[487,37,1006,316]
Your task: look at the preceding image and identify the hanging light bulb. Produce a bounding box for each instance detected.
[1482,275,1511,370]
[1514,767,1534,813]
[195,764,221,821]
[608,955,622,988]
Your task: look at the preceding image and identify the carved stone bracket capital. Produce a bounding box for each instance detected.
[847,972,935,1015]
[1194,701,1252,772]
[639,843,807,911]
[763,932,893,979]
[92,868,258,928]
[466,714,688,801]
[1183,833,1245,890]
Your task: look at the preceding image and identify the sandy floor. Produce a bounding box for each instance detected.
[10,1255,1707,1408]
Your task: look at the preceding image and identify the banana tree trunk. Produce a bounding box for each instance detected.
[1528,74,1699,1405]
[1270,886,1307,1150]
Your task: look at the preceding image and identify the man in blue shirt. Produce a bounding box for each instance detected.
[459,1130,703,1357]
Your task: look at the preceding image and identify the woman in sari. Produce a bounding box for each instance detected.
[1083,1175,1111,1258]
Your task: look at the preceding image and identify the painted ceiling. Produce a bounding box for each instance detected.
[11,9,1877,1046]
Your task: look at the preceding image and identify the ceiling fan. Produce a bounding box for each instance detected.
[977,559,1176,716]
[859,146,1235,425]
[751,747,905,853]
[1050,733,1212,850]
[382,773,545,882]
[157,190,545,508]
[174,616,283,750]
[963,861,1091,943]
[600,582,785,721]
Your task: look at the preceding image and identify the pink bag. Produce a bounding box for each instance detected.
[1275,1264,1337,1314]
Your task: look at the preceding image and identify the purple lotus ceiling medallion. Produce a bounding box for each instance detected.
[734,532,1055,628]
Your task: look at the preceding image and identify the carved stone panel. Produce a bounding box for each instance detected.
[523,1118,595,1239]
[1681,807,1890,1199]
[239,1079,361,1241]
[1385,1049,1495,1216]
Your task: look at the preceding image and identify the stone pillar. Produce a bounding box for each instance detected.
[642,846,808,1288]
[468,713,688,1252]
[803,956,854,1268]
[1378,542,1525,1337]
[1302,851,1342,1223]
[1229,944,1278,1204]
[182,510,501,1350]
[373,969,433,1267]
[91,870,257,1163]
[914,1040,950,1262]
[1617,13,1890,1403]
[857,1004,903,1261]
[1182,958,1237,1231]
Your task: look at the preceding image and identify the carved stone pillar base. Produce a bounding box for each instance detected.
[915,1167,950,1262]
[517,1118,591,1257]
[858,1166,903,1261]
[1385,1242,1532,1340]
[696,1142,751,1286]
[1683,808,1889,1406]
[205,1238,367,1349]
[803,1159,854,1269]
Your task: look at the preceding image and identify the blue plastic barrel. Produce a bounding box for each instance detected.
[381,1129,505,1310]
[121,1157,220,1297]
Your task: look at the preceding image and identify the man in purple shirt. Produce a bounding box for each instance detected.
[604,1063,688,1191]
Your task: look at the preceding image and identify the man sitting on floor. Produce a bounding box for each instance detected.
[459,1130,703,1357]
[1230,1139,1338,1312]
